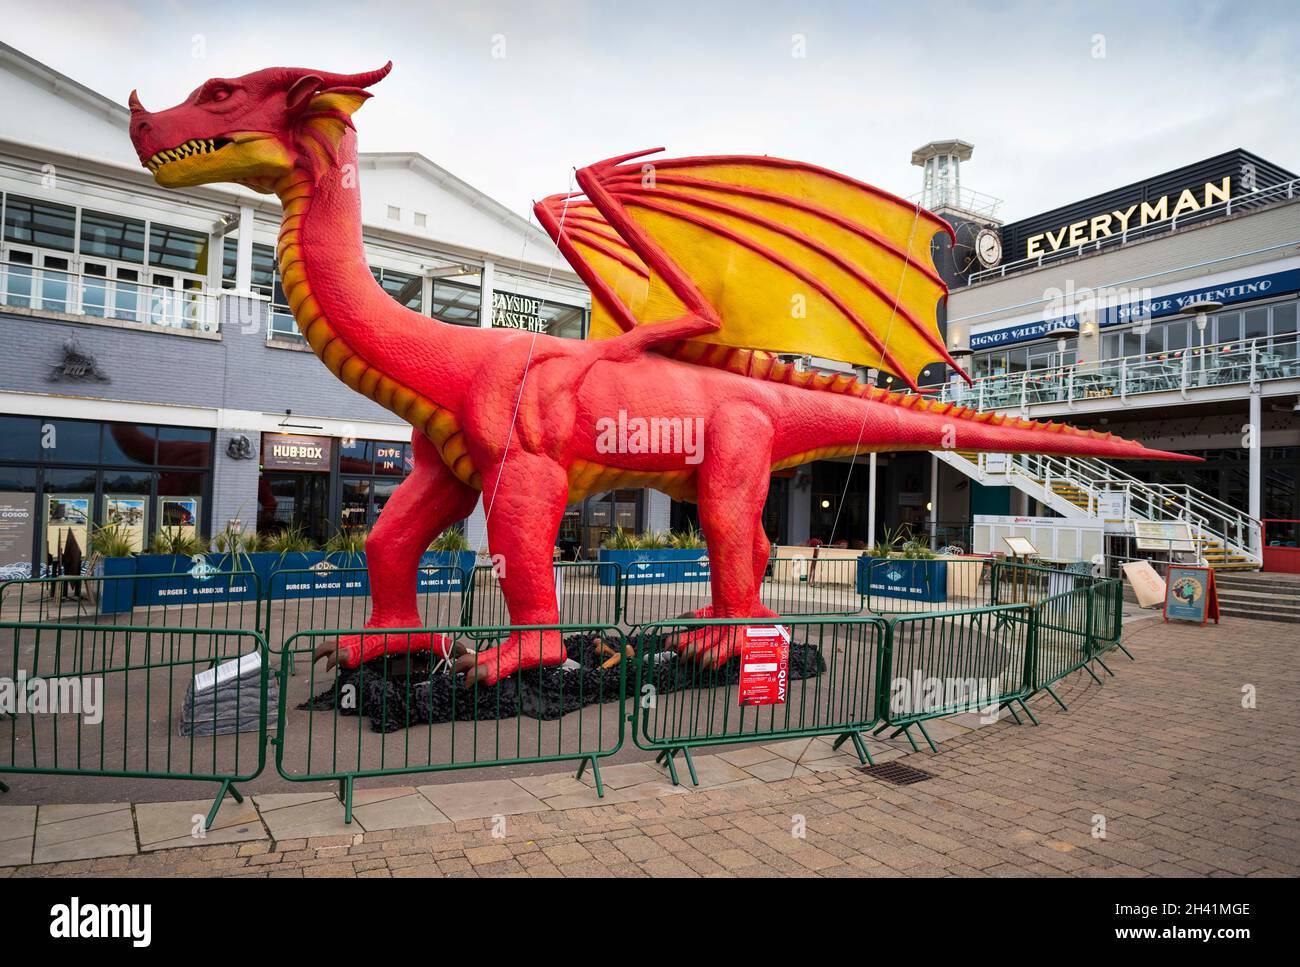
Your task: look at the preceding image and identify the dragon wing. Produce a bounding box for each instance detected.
[536,149,964,392]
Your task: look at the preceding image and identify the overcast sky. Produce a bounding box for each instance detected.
[2,0,1295,223]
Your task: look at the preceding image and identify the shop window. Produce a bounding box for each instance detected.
[371,266,422,311]
[80,209,146,263]
[3,195,75,252]
[339,439,373,475]
[102,469,151,494]
[540,301,585,339]
[0,465,36,492]
[373,442,408,476]
[1165,320,1189,353]
[432,278,480,326]
[148,222,209,274]
[339,478,371,532]
[157,426,213,467]
[38,420,100,464]
[45,467,97,493]
[101,424,157,466]
[372,479,399,520]
[0,416,41,462]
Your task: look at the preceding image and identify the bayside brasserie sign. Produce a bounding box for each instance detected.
[1024,178,1231,259]
[491,291,547,333]
[261,433,333,472]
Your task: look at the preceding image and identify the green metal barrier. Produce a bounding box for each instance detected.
[0,570,263,633]
[274,622,627,821]
[465,562,620,637]
[1028,586,1096,711]
[878,603,1036,748]
[265,565,467,673]
[631,615,887,784]
[761,556,864,617]
[1088,578,1129,663]
[0,622,268,826]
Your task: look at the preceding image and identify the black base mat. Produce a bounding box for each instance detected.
[299,633,827,732]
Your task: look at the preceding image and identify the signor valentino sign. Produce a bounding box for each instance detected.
[491,291,547,333]
[261,433,333,471]
[1023,178,1230,259]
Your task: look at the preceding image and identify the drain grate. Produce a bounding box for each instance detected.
[859,761,935,785]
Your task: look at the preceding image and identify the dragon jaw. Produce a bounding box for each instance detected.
[128,63,391,192]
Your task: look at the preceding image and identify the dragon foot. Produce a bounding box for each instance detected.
[671,605,786,668]
[315,629,472,671]
[453,629,568,687]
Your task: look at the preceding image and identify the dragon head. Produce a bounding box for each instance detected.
[128,63,391,192]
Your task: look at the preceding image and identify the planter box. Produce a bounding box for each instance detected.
[131,553,260,607]
[418,551,475,592]
[599,548,710,586]
[96,556,138,614]
[857,557,948,602]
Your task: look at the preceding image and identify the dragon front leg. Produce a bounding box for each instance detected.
[454,452,570,687]
[318,431,479,670]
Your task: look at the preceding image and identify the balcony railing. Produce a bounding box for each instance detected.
[0,258,219,333]
[936,332,1300,411]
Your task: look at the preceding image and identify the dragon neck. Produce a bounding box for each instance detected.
[271,130,485,490]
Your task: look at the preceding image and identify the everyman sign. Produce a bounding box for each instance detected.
[1024,178,1230,259]
[261,433,333,471]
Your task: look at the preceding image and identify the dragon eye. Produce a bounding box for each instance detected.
[212,88,231,102]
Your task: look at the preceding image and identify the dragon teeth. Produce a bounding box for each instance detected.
[147,138,221,169]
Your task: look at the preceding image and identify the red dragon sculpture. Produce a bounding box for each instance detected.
[128,63,1193,685]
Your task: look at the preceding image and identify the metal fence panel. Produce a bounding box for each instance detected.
[466,563,619,637]
[866,557,995,614]
[631,615,887,778]
[274,622,627,820]
[0,622,268,825]
[880,604,1034,732]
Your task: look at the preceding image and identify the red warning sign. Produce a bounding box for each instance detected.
[738,625,791,707]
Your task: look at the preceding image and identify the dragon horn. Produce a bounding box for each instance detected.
[128,89,145,113]
[313,62,393,90]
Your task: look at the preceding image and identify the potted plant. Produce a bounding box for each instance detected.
[90,523,138,614]
[856,525,947,602]
[598,527,711,586]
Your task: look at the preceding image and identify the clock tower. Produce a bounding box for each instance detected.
[910,139,1004,288]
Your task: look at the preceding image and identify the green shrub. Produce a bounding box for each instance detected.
[428,528,470,553]
[90,523,136,558]
[602,526,639,550]
[669,525,706,549]
[262,525,316,554]
[324,528,368,555]
[150,527,209,556]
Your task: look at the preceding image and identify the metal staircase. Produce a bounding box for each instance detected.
[937,449,1261,570]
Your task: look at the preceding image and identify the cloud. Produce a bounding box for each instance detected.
[1,0,1294,224]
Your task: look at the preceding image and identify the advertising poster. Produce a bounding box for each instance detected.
[158,497,200,540]
[1164,565,1221,625]
[45,494,90,558]
[0,492,36,579]
[738,625,791,707]
[103,496,146,552]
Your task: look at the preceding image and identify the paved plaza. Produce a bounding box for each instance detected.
[2,610,1296,878]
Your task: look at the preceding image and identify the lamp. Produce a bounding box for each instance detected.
[1043,323,1078,369]
[1186,299,1223,385]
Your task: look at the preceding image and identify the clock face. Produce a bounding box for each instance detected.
[975,228,1003,268]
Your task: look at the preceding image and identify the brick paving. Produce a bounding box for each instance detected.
[2,614,1297,877]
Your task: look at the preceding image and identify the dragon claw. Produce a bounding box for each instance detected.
[453,629,568,687]
[314,629,467,671]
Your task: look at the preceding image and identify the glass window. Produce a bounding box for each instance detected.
[222,237,238,288]
[45,467,97,492]
[39,420,100,464]
[0,415,41,462]
[373,442,408,476]
[3,195,75,251]
[371,267,421,310]
[157,426,213,468]
[339,439,372,475]
[371,478,399,520]
[1165,320,1189,353]
[431,279,480,326]
[1121,329,1142,358]
[101,424,157,466]
[102,470,151,494]
[540,301,585,339]
[1007,347,1028,372]
[340,477,370,531]
[1271,302,1296,336]
[148,222,209,273]
[0,465,36,492]
[157,472,204,498]
[79,210,145,263]
[1214,311,1241,345]
[1243,307,1269,341]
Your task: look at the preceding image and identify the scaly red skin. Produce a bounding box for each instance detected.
[129,64,1199,687]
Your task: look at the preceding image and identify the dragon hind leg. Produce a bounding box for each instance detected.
[320,430,478,670]
[676,404,782,667]
[455,452,569,687]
